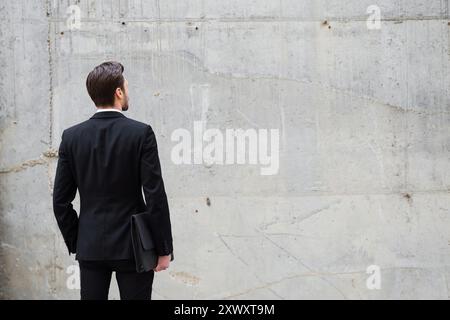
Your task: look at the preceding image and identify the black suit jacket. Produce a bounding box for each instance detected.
[52,110,173,260]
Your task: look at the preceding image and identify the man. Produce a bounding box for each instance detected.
[52,61,173,300]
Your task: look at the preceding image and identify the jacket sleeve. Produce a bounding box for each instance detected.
[53,130,79,255]
[140,125,173,256]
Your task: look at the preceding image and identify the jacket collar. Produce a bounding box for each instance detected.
[90,111,127,119]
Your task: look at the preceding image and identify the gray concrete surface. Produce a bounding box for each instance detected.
[0,0,449,299]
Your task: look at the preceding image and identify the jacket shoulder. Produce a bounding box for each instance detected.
[61,115,153,141]
[122,117,157,138]
[62,120,89,137]
[122,117,150,131]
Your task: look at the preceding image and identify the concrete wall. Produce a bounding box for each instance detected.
[0,0,449,299]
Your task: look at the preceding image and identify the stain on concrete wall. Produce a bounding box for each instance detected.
[0,0,449,299]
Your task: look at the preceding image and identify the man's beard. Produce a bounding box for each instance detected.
[121,96,129,111]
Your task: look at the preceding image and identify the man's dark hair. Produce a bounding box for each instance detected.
[86,61,125,106]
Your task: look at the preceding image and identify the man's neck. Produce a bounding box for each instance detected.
[96,105,122,112]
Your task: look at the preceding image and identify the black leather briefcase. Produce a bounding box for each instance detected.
[131,211,174,273]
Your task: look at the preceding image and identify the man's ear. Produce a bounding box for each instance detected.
[115,87,123,99]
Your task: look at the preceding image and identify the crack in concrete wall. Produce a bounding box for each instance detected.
[46,0,55,149]
[0,150,58,174]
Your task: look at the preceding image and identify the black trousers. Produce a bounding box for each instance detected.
[78,259,155,300]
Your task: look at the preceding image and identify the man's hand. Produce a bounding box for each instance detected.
[153,254,171,272]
